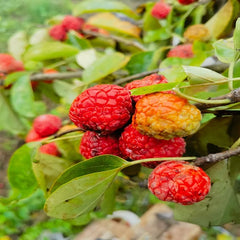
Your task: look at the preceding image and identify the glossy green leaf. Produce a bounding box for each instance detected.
[73,0,138,19]
[50,155,128,193]
[131,82,179,96]
[44,169,119,219]
[10,75,36,118]
[8,142,41,199]
[183,66,227,84]
[174,161,240,227]
[213,39,234,63]
[23,42,79,61]
[0,90,26,135]
[4,71,27,86]
[67,32,92,50]
[82,52,130,83]
[33,153,72,194]
[126,51,154,75]
[143,28,171,43]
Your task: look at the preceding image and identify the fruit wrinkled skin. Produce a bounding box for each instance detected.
[151,1,172,19]
[184,24,210,42]
[178,0,197,5]
[33,114,62,137]
[119,124,186,168]
[49,24,67,41]
[167,44,194,58]
[132,93,201,140]
[62,15,85,31]
[80,131,123,159]
[69,84,133,134]
[125,74,173,103]
[148,161,211,205]
[39,142,60,156]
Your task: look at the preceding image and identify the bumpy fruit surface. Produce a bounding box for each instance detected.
[80,131,123,159]
[178,0,197,5]
[151,1,172,19]
[148,161,211,205]
[39,142,60,156]
[119,124,186,168]
[184,24,210,42]
[69,84,133,134]
[49,25,67,41]
[125,74,173,103]
[133,93,201,139]
[62,15,84,31]
[33,114,62,137]
[0,54,24,74]
[167,44,193,58]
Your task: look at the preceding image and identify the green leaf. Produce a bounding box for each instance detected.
[213,39,234,63]
[10,75,36,118]
[53,80,79,104]
[50,155,128,193]
[8,142,41,199]
[174,161,240,227]
[44,168,120,219]
[23,42,79,61]
[33,153,72,194]
[4,71,27,86]
[131,82,179,96]
[183,66,227,84]
[126,51,154,75]
[67,32,92,50]
[73,0,138,19]
[143,28,171,43]
[76,49,98,69]
[0,90,26,135]
[234,18,240,60]
[82,52,130,83]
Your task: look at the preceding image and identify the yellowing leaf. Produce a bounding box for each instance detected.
[205,0,239,39]
[87,12,141,38]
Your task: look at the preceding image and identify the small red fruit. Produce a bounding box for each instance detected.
[0,54,24,74]
[119,124,185,168]
[148,161,211,205]
[39,142,60,156]
[178,0,197,5]
[33,114,62,137]
[25,128,42,143]
[69,84,133,134]
[43,68,58,84]
[125,73,173,103]
[80,131,123,159]
[62,15,85,31]
[151,1,172,19]
[167,44,194,58]
[49,24,67,41]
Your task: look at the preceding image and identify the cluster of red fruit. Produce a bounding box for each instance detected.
[49,15,108,42]
[68,74,211,205]
[25,114,62,156]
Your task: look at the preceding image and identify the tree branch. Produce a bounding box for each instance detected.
[194,146,240,166]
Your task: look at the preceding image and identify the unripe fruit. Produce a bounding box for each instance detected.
[148,161,211,205]
[132,93,201,140]
[184,24,210,42]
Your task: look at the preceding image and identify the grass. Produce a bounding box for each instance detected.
[0,0,72,52]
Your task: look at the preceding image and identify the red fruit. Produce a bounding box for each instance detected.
[62,15,85,31]
[148,161,211,205]
[119,124,186,168]
[33,114,62,137]
[25,128,42,143]
[49,24,67,41]
[167,44,194,58]
[69,84,133,134]
[178,0,197,5]
[39,142,60,156]
[0,54,24,74]
[125,74,173,103]
[43,68,58,84]
[80,131,123,159]
[151,1,172,19]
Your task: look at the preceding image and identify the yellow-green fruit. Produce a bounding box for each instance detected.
[184,24,210,42]
[132,93,201,140]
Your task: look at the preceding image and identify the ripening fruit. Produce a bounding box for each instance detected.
[184,24,210,42]
[167,44,194,58]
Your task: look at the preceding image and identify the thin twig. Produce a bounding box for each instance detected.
[51,127,84,139]
[82,30,146,51]
[194,146,240,166]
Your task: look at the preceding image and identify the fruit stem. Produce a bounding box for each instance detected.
[174,88,231,104]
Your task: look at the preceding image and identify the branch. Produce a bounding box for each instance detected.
[51,127,84,139]
[195,87,240,110]
[30,70,83,81]
[194,146,240,166]
[81,30,146,51]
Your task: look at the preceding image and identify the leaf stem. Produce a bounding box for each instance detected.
[228,62,234,90]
